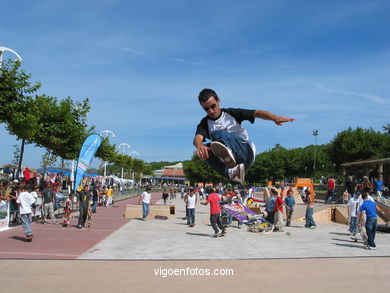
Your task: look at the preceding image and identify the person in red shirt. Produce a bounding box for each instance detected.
[273,189,285,232]
[201,192,226,237]
[326,177,336,204]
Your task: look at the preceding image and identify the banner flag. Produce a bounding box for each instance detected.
[74,134,102,190]
[0,200,10,232]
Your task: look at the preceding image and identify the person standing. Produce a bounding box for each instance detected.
[41,183,58,225]
[184,188,197,227]
[304,189,316,229]
[16,184,35,242]
[326,177,336,204]
[162,188,169,205]
[284,188,295,227]
[92,183,102,213]
[347,192,359,238]
[373,176,384,197]
[105,185,114,207]
[201,191,226,237]
[139,186,152,221]
[63,192,73,227]
[193,88,294,183]
[77,185,91,229]
[358,192,381,249]
[265,189,277,224]
[359,176,373,197]
[344,176,357,201]
[273,189,285,232]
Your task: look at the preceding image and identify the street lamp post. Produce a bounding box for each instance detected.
[129,151,140,181]
[313,130,319,173]
[1,47,23,179]
[99,130,116,185]
[0,46,23,68]
[118,143,131,179]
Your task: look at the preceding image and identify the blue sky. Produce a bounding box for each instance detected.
[1,0,389,169]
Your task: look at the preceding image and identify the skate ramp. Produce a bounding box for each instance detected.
[292,204,332,223]
[334,206,349,225]
[375,199,390,224]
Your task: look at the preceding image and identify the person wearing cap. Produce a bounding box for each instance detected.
[193,88,294,184]
[138,186,152,221]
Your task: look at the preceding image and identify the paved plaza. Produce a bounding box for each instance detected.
[1,192,390,292]
[80,195,390,260]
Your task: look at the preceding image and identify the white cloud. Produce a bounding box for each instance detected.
[169,57,206,67]
[314,83,388,104]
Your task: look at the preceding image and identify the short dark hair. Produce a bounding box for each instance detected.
[198,88,219,104]
[362,192,368,200]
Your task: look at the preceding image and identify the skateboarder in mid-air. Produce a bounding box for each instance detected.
[194,88,295,183]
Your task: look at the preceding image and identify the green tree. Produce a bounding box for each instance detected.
[0,60,41,174]
[327,127,390,168]
[40,151,57,174]
[32,95,93,159]
[183,154,227,186]
[383,123,390,136]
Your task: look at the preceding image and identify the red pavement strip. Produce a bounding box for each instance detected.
[0,192,161,259]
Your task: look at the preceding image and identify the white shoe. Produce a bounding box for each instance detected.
[210,141,236,168]
[228,164,245,184]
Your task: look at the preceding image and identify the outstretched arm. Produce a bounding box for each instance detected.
[254,110,295,126]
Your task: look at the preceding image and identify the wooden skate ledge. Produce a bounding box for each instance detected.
[124,204,175,219]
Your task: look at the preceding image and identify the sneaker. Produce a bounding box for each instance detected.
[369,246,376,250]
[309,226,317,229]
[213,233,219,238]
[228,164,245,184]
[189,224,195,227]
[210,141,236,168]
[53,221,59,225]
[221,229,227,235]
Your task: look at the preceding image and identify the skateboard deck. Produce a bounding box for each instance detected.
[223,201,274,234]
[358,227,369,248]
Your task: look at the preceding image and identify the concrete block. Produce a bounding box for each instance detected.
[293,207,332,223]
[124,204,175,219]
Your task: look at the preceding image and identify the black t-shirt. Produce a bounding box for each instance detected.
[79,190,91,209]
[42,188,55,204]
[345,181,356,194]
[92,187,100,201]
[195,108,255,142]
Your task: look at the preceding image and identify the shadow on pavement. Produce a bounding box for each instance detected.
[9,236,27,242]
[186,232,212,237]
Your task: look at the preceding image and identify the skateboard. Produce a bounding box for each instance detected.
[359,227,370,248]
[223,201,274,234]
[154,215,168,220]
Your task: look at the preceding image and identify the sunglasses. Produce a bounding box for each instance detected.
[203,104,217,112]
